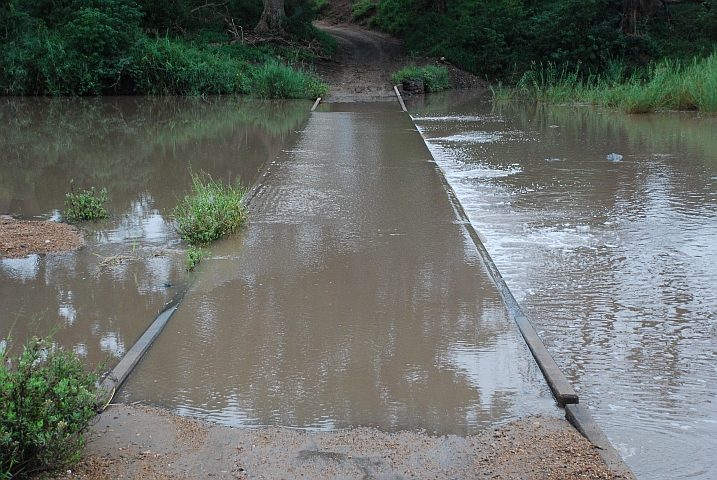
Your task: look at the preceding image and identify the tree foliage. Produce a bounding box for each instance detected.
[0,0,328,96]
[374,0,717,80]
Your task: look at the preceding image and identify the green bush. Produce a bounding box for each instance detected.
[248,59,328,98]
[391,65,450,92]
[64,180,109,222]
[0,336,99,479]
[173,171,248,246]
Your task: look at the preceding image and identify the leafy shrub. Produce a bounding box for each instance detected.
[173,171,248,246]
[391,65,450,92]
[352,0,377,22]
[248,59,328,98]
[64,180,109,222]
[185,245,209,271]
[0,336,99,479]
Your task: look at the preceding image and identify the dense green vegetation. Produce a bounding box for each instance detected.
[374,0,717,78]
[1,336,99,478]
[494,52,717,114]
[373,0,717,111]
[0,0,330,96]
[391,65,450,92]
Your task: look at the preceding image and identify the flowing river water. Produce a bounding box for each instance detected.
[1,94,716,478]
[406,91,717,479]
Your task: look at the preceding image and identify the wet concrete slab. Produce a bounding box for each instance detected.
[119,102,557,435]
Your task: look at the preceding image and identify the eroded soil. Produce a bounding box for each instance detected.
[0,216,84,258]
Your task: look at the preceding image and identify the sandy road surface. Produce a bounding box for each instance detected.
[312,21,407,101]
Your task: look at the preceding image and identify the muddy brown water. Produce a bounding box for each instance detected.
[406,91,717,479]
[5,94,714,478]
[118,101,557,435]
[0,96,311,368]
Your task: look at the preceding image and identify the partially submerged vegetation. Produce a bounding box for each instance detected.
[173,171,247,270]
[494,51,717,114]
[391,65,450,93]
[0,335,99,478]
[64,180,109,222]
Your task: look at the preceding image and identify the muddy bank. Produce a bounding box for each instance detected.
[38,404,628,479]
[0,216,84,258]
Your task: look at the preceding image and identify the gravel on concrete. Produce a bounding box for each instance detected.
[34,404,632,479]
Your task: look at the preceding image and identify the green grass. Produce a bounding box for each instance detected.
[173,171,248,246]
[391,65,450,93]
[247,59,328,99]
[493,51,717,115]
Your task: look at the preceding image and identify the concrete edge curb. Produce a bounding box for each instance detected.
[434,167,578,406]
[566,404,636,479]
[394,86,408,112]
[99,304,179,407]
[403,110,635,478]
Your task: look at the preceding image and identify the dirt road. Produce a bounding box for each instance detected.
[313,21,406,101]
[312,21,486,101]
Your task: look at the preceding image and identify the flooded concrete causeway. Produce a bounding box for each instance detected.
[119,101,556,433]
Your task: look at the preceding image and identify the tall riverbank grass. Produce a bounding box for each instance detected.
[494,51,717,114]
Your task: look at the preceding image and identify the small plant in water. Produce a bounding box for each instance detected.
[64,180,108,221]
[0,335,100,478]
[185,245,209,271]
[173,171,247,246]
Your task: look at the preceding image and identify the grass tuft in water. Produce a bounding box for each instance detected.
[185,245,209,271]
[173,171,247,246]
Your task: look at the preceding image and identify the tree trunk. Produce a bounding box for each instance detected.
[255,0,285,33]
[619,0,705,34]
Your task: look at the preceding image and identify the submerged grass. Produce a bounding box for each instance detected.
[493,51,717,114]
[173,171,247,246]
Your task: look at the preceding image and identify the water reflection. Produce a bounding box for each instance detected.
[408,92,717,479]
[0,96,311,369]
[120,103,556,434]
